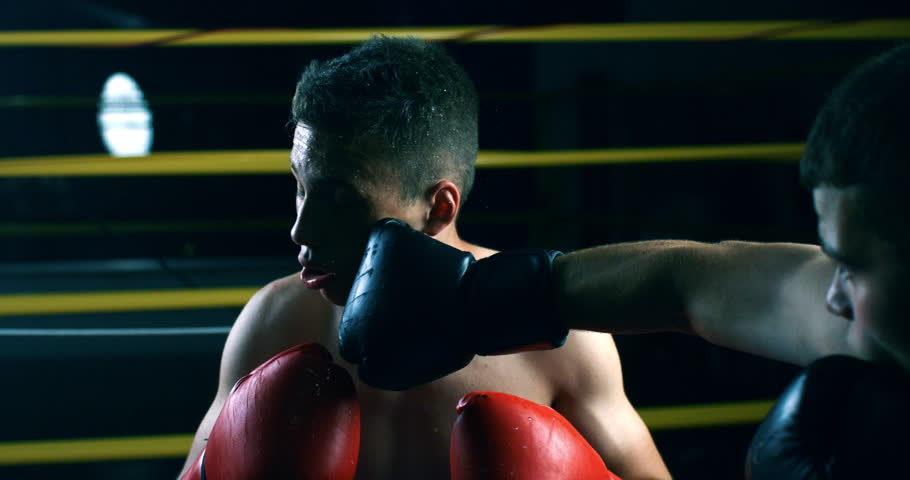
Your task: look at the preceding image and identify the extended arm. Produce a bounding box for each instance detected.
[555,240,850,366]
[339,220,852,390]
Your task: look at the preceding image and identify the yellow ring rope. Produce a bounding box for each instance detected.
[0,288,257,316]
[0,143,804,177]
[0,20,908,47]
[0,399,774,465]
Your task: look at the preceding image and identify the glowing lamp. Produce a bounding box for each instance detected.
[97,72,153,157]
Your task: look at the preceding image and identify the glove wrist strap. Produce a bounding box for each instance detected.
[459,249,569,356]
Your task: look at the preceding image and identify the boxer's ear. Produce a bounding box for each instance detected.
[423,180,460,237]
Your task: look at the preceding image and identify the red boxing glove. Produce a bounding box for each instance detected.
[451,391,622,480]
[202,343,360,480]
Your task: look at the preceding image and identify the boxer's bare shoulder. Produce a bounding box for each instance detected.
[220,273,338,384]
[523,330,670,479]
[176,274,341,479]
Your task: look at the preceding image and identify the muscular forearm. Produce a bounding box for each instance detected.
[553,240,697,334]
[553,240,846,365]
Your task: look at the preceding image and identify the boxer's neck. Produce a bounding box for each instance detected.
[432,224,497,261]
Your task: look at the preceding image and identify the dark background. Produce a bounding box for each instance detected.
[2,1,908,478]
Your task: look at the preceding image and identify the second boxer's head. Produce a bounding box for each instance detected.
[288,36,479,305]
[801,43,910,367]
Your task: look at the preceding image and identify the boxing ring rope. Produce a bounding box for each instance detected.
[0,400,775,466]
[0,434,195,466]
[0,219,286,237]
[0,327,232,336]
[0,143,803,177]
[0,19,908,47]
[0,288,256,316]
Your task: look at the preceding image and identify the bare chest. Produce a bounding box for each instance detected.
[322,338,555,478]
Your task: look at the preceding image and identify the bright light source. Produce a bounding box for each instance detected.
[97,72,153,157]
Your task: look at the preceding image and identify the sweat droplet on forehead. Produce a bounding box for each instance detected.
[292,125,341,179]
[291,125,380,189]
[294,125,311,147]
[292,126,314,169]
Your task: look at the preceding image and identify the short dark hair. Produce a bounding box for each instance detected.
[801,43,910,252]
[291,36,478,203]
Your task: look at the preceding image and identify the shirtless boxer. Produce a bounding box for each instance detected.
[177,36,669,479]
[339,44,910,478]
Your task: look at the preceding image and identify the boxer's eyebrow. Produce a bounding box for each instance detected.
[289,152,327,178]
[311,176,358,191]
[819,236,855,267]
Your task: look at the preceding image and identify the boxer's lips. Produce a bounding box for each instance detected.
[301,266,336,290]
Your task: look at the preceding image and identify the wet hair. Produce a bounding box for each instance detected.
[801,43,910,253]
[291,36,478,203]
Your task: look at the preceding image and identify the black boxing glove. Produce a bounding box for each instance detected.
[339,218,568,391]
[746,354,910,479]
